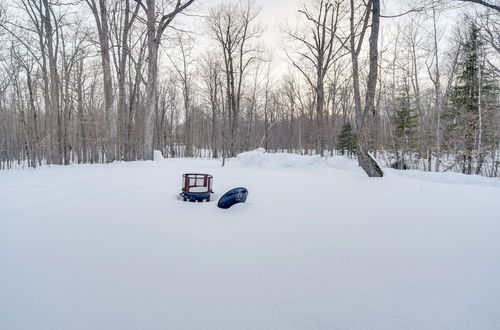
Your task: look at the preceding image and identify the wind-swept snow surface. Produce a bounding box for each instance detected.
[1,150,500,330]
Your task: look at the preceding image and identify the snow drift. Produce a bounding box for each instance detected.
[235,148,361,173]
[1,152,499,330]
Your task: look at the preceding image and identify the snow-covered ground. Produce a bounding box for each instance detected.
[1,149,500,330]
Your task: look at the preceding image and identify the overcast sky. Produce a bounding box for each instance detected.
[179,0,470,76]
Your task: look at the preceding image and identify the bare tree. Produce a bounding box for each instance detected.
[457,0,500,12]
[286,0,347,156]
[110,0,141,160]
[207,0,262,157]
[86,0,115,161]
[476,8,500,74]
[167,32,195,157]
[138,0,195,160]
[425,7,444,171]
[200,51,223,158]
[349,0,384,176]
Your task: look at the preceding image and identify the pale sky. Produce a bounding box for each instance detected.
[177,0,468,78]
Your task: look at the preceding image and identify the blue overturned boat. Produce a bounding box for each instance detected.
[217,187,248,209]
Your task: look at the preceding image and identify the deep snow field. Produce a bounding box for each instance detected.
[1,149,500,330]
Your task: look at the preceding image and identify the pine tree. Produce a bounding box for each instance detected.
[336,122,357,156]
[445,23,499,174]
[391,81,418,169]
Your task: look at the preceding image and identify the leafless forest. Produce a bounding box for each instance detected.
[0,0,498,177]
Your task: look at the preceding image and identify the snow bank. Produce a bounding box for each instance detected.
[235,148,322,168]
[235,149,499,188]
[1,156,500,330]
[323,155,362,172]
[153,150,164,161]
[235,148,361,172]
[388,168,500,188]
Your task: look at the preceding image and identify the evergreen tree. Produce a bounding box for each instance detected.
[336,122,357,156]
[391,81,418,169]
[445,23,499,174]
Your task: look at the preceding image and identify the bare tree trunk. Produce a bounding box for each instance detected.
[142,0,195,160]
[207,1,261,158]
[86,0,114,161]
[42,0,63,165]
[359,1,383,176]
[431,7,442,172]
[115,0,139,160]
[475,55,484,174]
[350,0,383,177]
[143,1,156,160]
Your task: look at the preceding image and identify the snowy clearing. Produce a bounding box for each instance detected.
[1,150,500,330]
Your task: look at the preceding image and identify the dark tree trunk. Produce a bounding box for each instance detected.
[356,0,383,177]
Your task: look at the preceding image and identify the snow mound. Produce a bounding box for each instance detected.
[235,148,323,169]
[153,150,164,161]
[388,168,500,188]
[235,148,361,172]
[324,156,361,172]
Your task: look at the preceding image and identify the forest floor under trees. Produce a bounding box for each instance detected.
[1,149,500,330]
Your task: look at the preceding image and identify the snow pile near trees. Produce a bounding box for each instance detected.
[236,148,323,168]
[153,150,164,161]
[1,154,500,330]
[236,148,361,172]
[389,168,500,188]
[236,149,500,187]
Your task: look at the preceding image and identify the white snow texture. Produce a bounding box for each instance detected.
[1,149,499,330]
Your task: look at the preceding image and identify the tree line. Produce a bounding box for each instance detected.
[0,0,498,177]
